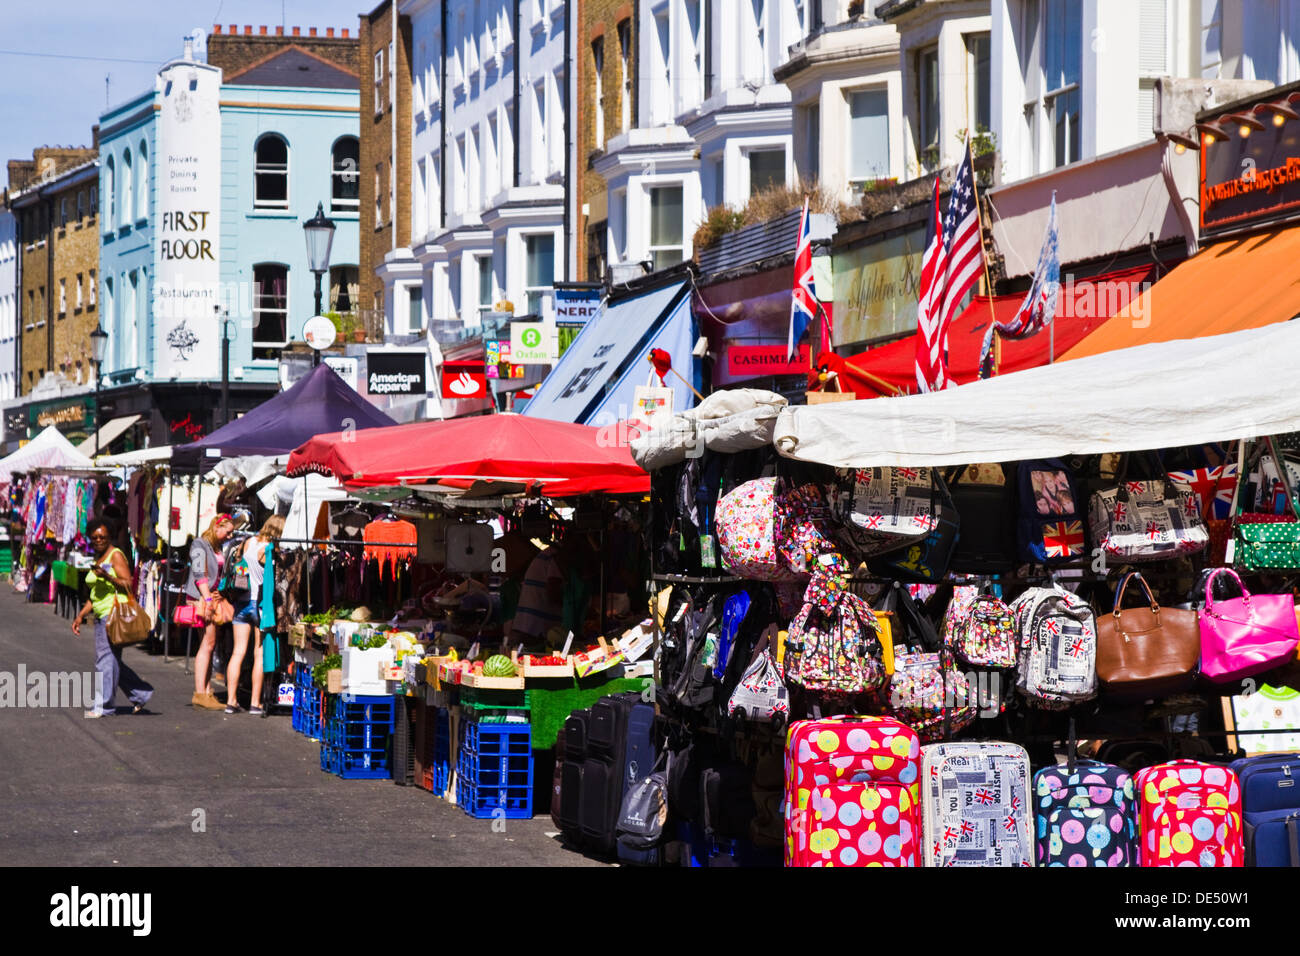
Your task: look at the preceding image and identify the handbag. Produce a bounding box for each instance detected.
[1198,568,1300,684]
[1095,571,1200,696]
[172,601,204,627]
[1089,453,1208,563]
[866,470,961,583]
[726,625,790,726]
[882,582,976,741]
[833,466,948,559]
[106,592,152,646]
[946,463,1017,573]
[1232,437,1300,572]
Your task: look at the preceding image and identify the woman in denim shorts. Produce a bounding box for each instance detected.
[223,515,285,714]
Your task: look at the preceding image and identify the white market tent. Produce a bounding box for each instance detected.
[96,446,174,467]
[0,426,94,477]
[774,321,1300,468]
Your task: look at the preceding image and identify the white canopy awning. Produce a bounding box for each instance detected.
[97,445,173,467]
[774,320,1300,468]
[74,415,141,456]
[0,425,93,477]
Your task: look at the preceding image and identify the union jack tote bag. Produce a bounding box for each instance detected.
[1088,479,1208,563]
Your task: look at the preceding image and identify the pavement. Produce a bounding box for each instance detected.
[0,586,603,867]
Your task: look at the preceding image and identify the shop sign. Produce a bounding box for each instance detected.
[152,57,223,380]
[366,351,426,395]
[510,321,556,364]
[833,226,925,345]
[168,413,205,441]
[554,286,603,326]
[28,397,94,439]
[1201,116,1300,237]
[726,345,811,377]
[324,356,359,391]
[442,362,487,400]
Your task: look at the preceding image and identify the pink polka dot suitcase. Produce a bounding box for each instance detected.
[921,742,1034,866]
[1134,760,1243,867]
[783,716,922,867]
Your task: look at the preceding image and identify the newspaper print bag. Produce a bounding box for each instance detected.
[921,742,1034,867]
[835,466,941,558]
[1088,479,1208,563]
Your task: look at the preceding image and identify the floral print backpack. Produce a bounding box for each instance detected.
[716,478,831,581]
[784,559,888,697]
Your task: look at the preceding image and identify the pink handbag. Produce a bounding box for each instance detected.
[1198,568,1300,683]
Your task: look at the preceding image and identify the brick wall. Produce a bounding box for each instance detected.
[49,176,99,387]
[207,24,359,76]
[358,2,412,321]
[578,0,636,281]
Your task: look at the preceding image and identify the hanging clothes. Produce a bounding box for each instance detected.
[259,543,277,631]
[362,518,417,581]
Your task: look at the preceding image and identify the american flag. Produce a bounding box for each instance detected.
[978,192,1060,379]
[787,197,821,360]
[916,141,983,392]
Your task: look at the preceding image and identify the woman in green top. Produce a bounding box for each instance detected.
[71,518,154,718]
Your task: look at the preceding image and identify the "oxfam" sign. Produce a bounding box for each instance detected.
[510,321,556,363]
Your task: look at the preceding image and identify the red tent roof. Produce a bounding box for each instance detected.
[287,414,649,497]
[819,265,1157,399]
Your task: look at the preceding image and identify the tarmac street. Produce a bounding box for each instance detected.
[0,587,600,867]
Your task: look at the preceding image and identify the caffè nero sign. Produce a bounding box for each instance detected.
[152,58,223,380]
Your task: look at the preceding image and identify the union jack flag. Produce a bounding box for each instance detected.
[973,788,995,805]
[960,819,976,837]
[1184,496,1201,518]
[898,467,921,481]
[1042,521,1085,558]
[865,513,884,529]
[1113,502,1127,522]
[1168,464,1238,520]
[943,826,959,844]
[1125,481,1148,496]
[916,141,982,392]
[1011,795,1021,812]
[1003,815,1018,832]
[1044,618,1060,637]
[787,197,821,360]
[978,192,1059,378]
[1067,636,1086,657]
[1146,521,1163,541]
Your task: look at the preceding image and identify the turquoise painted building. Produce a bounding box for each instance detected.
[96,35,360,441]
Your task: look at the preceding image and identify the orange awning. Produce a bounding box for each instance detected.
[1060,226,1300,361]
[823,265,1156,399]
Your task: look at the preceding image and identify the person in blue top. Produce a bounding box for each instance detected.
[72,519,155,718]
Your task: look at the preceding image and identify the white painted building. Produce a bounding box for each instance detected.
[405,0,567,330]
[0,208,16,407]
[596,0,805,272]
[777,1,902,200]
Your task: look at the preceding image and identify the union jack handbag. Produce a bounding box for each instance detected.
[1088,478,1208,563]
[832,466,946,558]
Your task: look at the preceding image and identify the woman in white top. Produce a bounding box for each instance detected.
[224,516,284,715]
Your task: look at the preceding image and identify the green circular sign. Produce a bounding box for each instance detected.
[521,327,542,349]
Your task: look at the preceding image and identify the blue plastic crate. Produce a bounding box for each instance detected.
[336,749,392,780]
[326,717,390,752]
[330,695,395,728]
[456,717,533,819]
[431,707,451,796]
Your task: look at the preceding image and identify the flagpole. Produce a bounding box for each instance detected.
[966,139,1001,374]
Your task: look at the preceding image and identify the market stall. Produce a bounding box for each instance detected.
[609,336,1300,868]
[283,414,655,820]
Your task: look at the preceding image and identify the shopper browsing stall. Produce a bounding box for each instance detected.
[187,514,234,711]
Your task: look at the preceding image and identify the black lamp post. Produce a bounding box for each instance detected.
[302,202,336,367]
[89,325,109,457]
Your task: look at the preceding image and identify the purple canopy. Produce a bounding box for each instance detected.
[171,363,398,471]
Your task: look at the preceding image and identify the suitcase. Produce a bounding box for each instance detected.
[784,715,922,867]
[580,694,657,854]
[921,741,1033,867]
[1230,754,1300,866]
[1034,760,1139,866]
[1135,760,1243,867]
[556,710,590,840]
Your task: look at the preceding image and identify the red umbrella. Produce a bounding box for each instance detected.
[287,414,649,497]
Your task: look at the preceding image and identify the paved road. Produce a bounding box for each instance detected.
[0,587,601,867]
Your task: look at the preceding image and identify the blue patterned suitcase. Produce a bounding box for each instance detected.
[1034,759,1139,866]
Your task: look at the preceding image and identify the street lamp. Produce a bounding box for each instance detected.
[302,201,336,367]
[89,325,109,458]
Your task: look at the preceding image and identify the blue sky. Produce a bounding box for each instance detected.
[0,0,371,172]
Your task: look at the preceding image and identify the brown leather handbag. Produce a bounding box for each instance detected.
[1095,571,1199,696]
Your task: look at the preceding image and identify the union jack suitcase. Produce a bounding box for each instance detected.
[784,715,922,867]
[1135,760,1243,867]
[921,742,1034,866]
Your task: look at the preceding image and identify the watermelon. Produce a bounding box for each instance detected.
[482,655,516,678]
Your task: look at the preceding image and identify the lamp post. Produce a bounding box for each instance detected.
[302,202,336,367]
[89,325,109,458]
[217,305,231,428]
